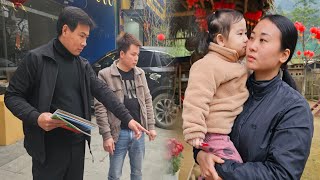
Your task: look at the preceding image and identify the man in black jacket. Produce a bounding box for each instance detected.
[4,6,148,180]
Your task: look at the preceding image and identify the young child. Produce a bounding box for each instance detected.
[183,9,249,163]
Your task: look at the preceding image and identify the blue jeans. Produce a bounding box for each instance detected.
[108,129,145,180]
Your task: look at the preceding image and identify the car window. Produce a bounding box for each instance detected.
[98,52,118,69]
[137,51,153,67]
[152,52,163,67]
[95,49,172,68]
[0,58,16,67]
[157,52,174,66]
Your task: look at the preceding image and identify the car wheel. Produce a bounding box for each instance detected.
[152,93,179,129]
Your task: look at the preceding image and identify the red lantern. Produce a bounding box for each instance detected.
[9,0,27,8]
[157,33,165,41]
[296,50,301,56]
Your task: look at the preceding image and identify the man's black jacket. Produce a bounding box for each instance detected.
[4,39,133,163]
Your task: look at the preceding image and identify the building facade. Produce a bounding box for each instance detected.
[120,0,168,46]
[0,0,119,94]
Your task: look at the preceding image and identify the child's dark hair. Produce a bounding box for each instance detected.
[261,15,298,90]
[190,9,244,58]
[116,33,142,55]
[56,6,96,36]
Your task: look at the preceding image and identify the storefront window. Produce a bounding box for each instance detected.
[0,0,119,95]
[0,0,63,95]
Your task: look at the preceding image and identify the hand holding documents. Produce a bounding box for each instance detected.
[51,109,98,136]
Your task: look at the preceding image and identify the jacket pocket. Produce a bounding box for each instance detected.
[23,124,45,163]
[109,82,123,100]
[109,82,122,92]
[108,112,121,140]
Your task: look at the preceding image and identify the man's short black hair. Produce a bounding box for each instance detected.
[56,6,96,36]
[116,33,142,55]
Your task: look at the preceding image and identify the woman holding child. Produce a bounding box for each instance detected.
[183,9,313,180]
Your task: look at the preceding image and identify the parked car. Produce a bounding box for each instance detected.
[0,58,17,79]
[0,58,16,68]
[0,58,17,94]
[91,46,179,129]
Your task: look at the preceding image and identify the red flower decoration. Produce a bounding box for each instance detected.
[9,0,27,8]
[214,1,235,10]
[310,27,318,34]
[194,8,206,18]
[194,8,207,32]
[315,31,320,40]
[186,0,199,9]
[157,33,165,41]
[296,50,301,56]
[244,11,263,21]
[309,51,315,58]
[294,22,306,33]
[166,138,184,175]
[167,138,184,158]
[303,50,314,58]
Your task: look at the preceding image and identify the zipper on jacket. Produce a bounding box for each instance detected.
[236,88,266,147]
[48,61,59,109]
[135,74,146,130]
[138,98,146,130]
[133,73,145,129]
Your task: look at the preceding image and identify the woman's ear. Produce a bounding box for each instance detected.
[216,34,225,46]
[280,49,290,63]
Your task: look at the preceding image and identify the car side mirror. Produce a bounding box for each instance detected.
[149,73,161,83]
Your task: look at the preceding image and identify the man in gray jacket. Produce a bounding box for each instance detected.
[95,33,156,180]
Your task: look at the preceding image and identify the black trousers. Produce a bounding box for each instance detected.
[32,131,85,180]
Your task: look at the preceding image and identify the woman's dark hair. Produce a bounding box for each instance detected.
[56,6,96,36]
[188,9,243,58]
[261,15,298,90]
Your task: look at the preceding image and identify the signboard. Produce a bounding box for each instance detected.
[146,0,166,20]
[70,0,118,63]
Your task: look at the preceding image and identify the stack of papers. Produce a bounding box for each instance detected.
[51,109,98,136]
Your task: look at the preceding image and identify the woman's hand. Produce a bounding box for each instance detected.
[197,150,224,180]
